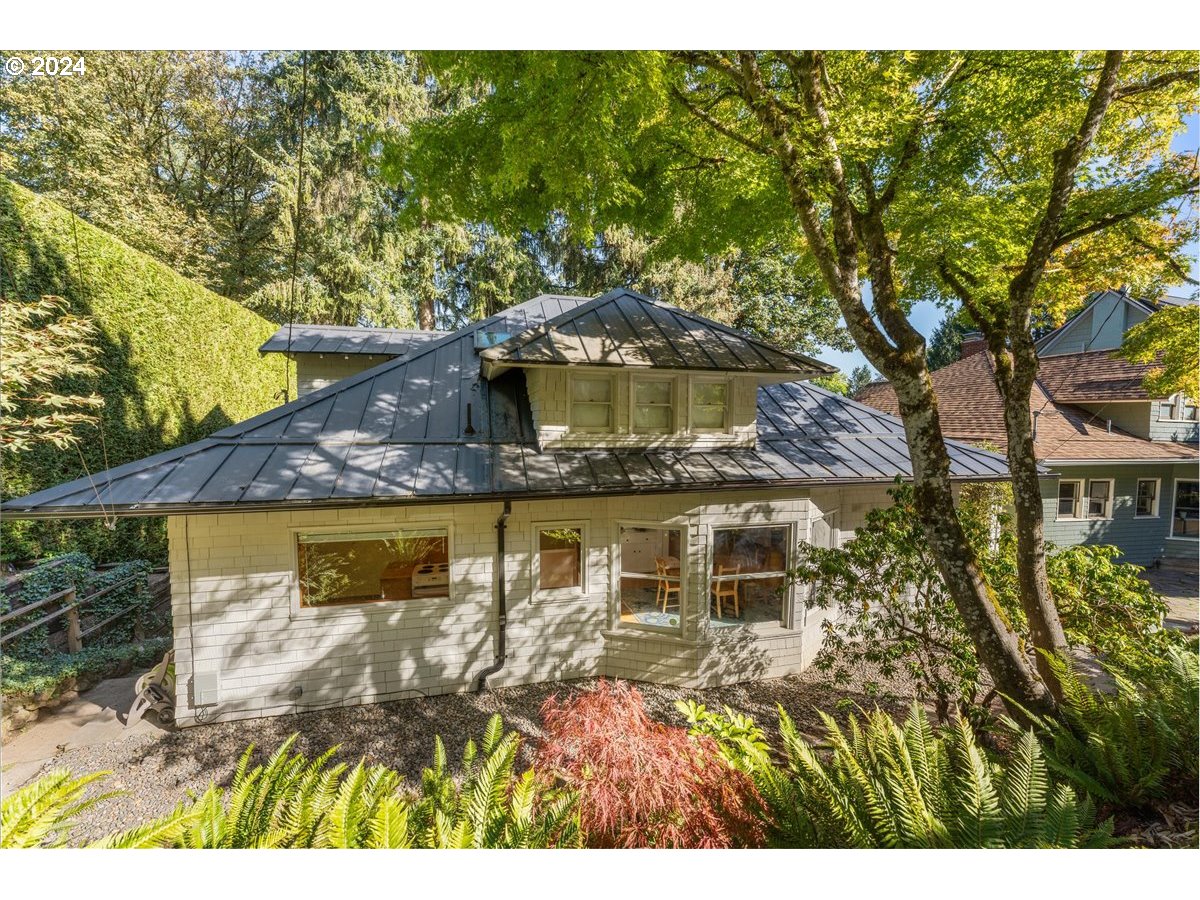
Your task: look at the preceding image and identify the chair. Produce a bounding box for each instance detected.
[655,557,680,613]
[711,566,740,619]
[126,648,176,727]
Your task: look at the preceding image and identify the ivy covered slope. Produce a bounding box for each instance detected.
[0,178,288,563]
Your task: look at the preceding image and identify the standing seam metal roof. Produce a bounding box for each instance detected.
[2,290,1010,518]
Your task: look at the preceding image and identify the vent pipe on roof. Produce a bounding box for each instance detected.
[1107,419,1112,433]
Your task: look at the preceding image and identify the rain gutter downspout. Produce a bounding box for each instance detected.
[474,499,511,692]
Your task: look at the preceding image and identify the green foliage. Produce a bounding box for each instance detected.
[0,178,287,563]
[0,769,115,848]
[1118,303,1199,399]
[1010,647,1199,814]
[926,312,973,371]
[791,483,986,721]
[688,701,1115,848]
[0,295,104,453]
[86,717,580,849]
[2,639,171,701]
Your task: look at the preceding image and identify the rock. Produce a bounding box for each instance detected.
[55,690,80,706]
[7,705,39,729]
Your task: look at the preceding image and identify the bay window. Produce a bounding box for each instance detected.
[709,525,791,627]
[617,525,683,631]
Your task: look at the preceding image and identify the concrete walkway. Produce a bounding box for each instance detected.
[1143,564,1199,633]
[1,671,169,796]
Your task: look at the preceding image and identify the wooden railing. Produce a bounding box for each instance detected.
[0,572,153,653]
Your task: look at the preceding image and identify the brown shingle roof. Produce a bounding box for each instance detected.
[1036,350,1158,402]
[854,352,1197,463]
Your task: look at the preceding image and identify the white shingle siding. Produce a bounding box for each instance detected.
[167,485,886,726]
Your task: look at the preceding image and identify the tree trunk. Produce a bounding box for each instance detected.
[418,294,436,330]
[891,369,1058,720]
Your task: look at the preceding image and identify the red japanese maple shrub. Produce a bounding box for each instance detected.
[535,679,764,848]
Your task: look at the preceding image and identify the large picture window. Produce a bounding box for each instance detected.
[1172,480,1199,539]
[570,375,614,432]
[537,525,584,592]
[297,529,449,607]
[618,525,683,631]
[709,526,790,627]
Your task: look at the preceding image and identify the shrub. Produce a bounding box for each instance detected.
[687,701,1115,848]
[535,680,763,848]
[1010,647,1199,815]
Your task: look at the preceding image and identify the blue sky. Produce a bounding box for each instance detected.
[815,112,1200,377]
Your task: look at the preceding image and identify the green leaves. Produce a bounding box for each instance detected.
[0,769,114,848]
[1118,303,1199,399]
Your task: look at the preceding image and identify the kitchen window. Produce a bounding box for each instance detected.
[570,375,614,432]
[690,380,728,431]
[617,525,683,632]
[297,528,450,608]
[709,525,791,628]
[1135,479,1160,518]
[632,377,675,434]
[1057,480,1083,519]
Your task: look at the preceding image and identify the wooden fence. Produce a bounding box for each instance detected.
[0,564,165,653]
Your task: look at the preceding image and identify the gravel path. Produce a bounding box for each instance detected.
[23,659,924,845]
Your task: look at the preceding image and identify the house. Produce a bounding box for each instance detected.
[2,289,1013,726]
[856,288,1199,567]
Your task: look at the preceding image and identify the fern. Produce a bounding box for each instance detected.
[1,770,114,848]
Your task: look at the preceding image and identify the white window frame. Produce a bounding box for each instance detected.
[290,522,455,617]
[532,520,588,598]
[705,521,797,631]
[1055,479,1084,520]
[630,374,677,435]
[1085,478,1115,520]
[1169,478,1200,542]
[688,376,731,433]
[1161,394,1199,422]
[569,373,617,434]
[1134,478,1161,519]
[613,520,686,635]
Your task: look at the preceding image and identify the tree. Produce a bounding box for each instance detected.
[0,296,103,454]
[1118,302,1200,398]
[847,365,876,397]
[404,51,1197,716]
[926,313,972,371]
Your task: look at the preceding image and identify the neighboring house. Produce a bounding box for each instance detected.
[856,288,1199,567]
[3,289,1012,726]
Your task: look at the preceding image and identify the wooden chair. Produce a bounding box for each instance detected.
[711,565,740,619]
[655,557,680,613]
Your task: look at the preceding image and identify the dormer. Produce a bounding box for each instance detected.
[477,289,834,450]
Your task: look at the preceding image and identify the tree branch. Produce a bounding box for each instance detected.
[667,84,772,156]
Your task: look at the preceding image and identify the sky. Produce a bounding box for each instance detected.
[814,111,1200,378]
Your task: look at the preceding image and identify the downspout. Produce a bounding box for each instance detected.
[474,499,511,692]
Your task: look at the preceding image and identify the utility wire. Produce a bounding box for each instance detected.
[284,51,310,404]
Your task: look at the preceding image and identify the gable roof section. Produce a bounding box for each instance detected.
[479,288,836,377]
[1036,350,1160,403]
[2,290,1013,519]
[854,351,1198,463]
[260,324,453,358]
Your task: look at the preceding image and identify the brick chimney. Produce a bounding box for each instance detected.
[960,331,987,360]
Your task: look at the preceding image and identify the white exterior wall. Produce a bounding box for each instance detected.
[167,484,888,726]
[526,368,760,450]
[296,355,393,397]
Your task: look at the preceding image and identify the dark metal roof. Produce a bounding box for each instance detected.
[480,289,836,376]
[260,324,453,357]
[2,291,1010,519]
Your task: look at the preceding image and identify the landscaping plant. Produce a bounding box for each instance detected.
[684,701,1115,849]
[536,680,763,848]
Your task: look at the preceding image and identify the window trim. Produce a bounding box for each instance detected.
[688,376,731,433]
[532,520,588,598]
[569,373,617,434]
[290,522,455,617]
[1161,394,1199,423]
[629,374,677,435]
[1055,479,1084,520]
[705,521,797,632]
[1134,478,1161,519]
[1085,478,1115,520]
[1168,477,1200,542]
[613,519,686,635]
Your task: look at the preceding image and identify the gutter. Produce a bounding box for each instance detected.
[473,499,512,692]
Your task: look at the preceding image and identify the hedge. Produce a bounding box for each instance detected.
[0,178,288,563]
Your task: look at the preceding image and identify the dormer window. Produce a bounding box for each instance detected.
[570,374,614,432]
[632,377,675,434]
[690,379,729,431]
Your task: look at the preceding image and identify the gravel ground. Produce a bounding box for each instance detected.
[29,659,925,845]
